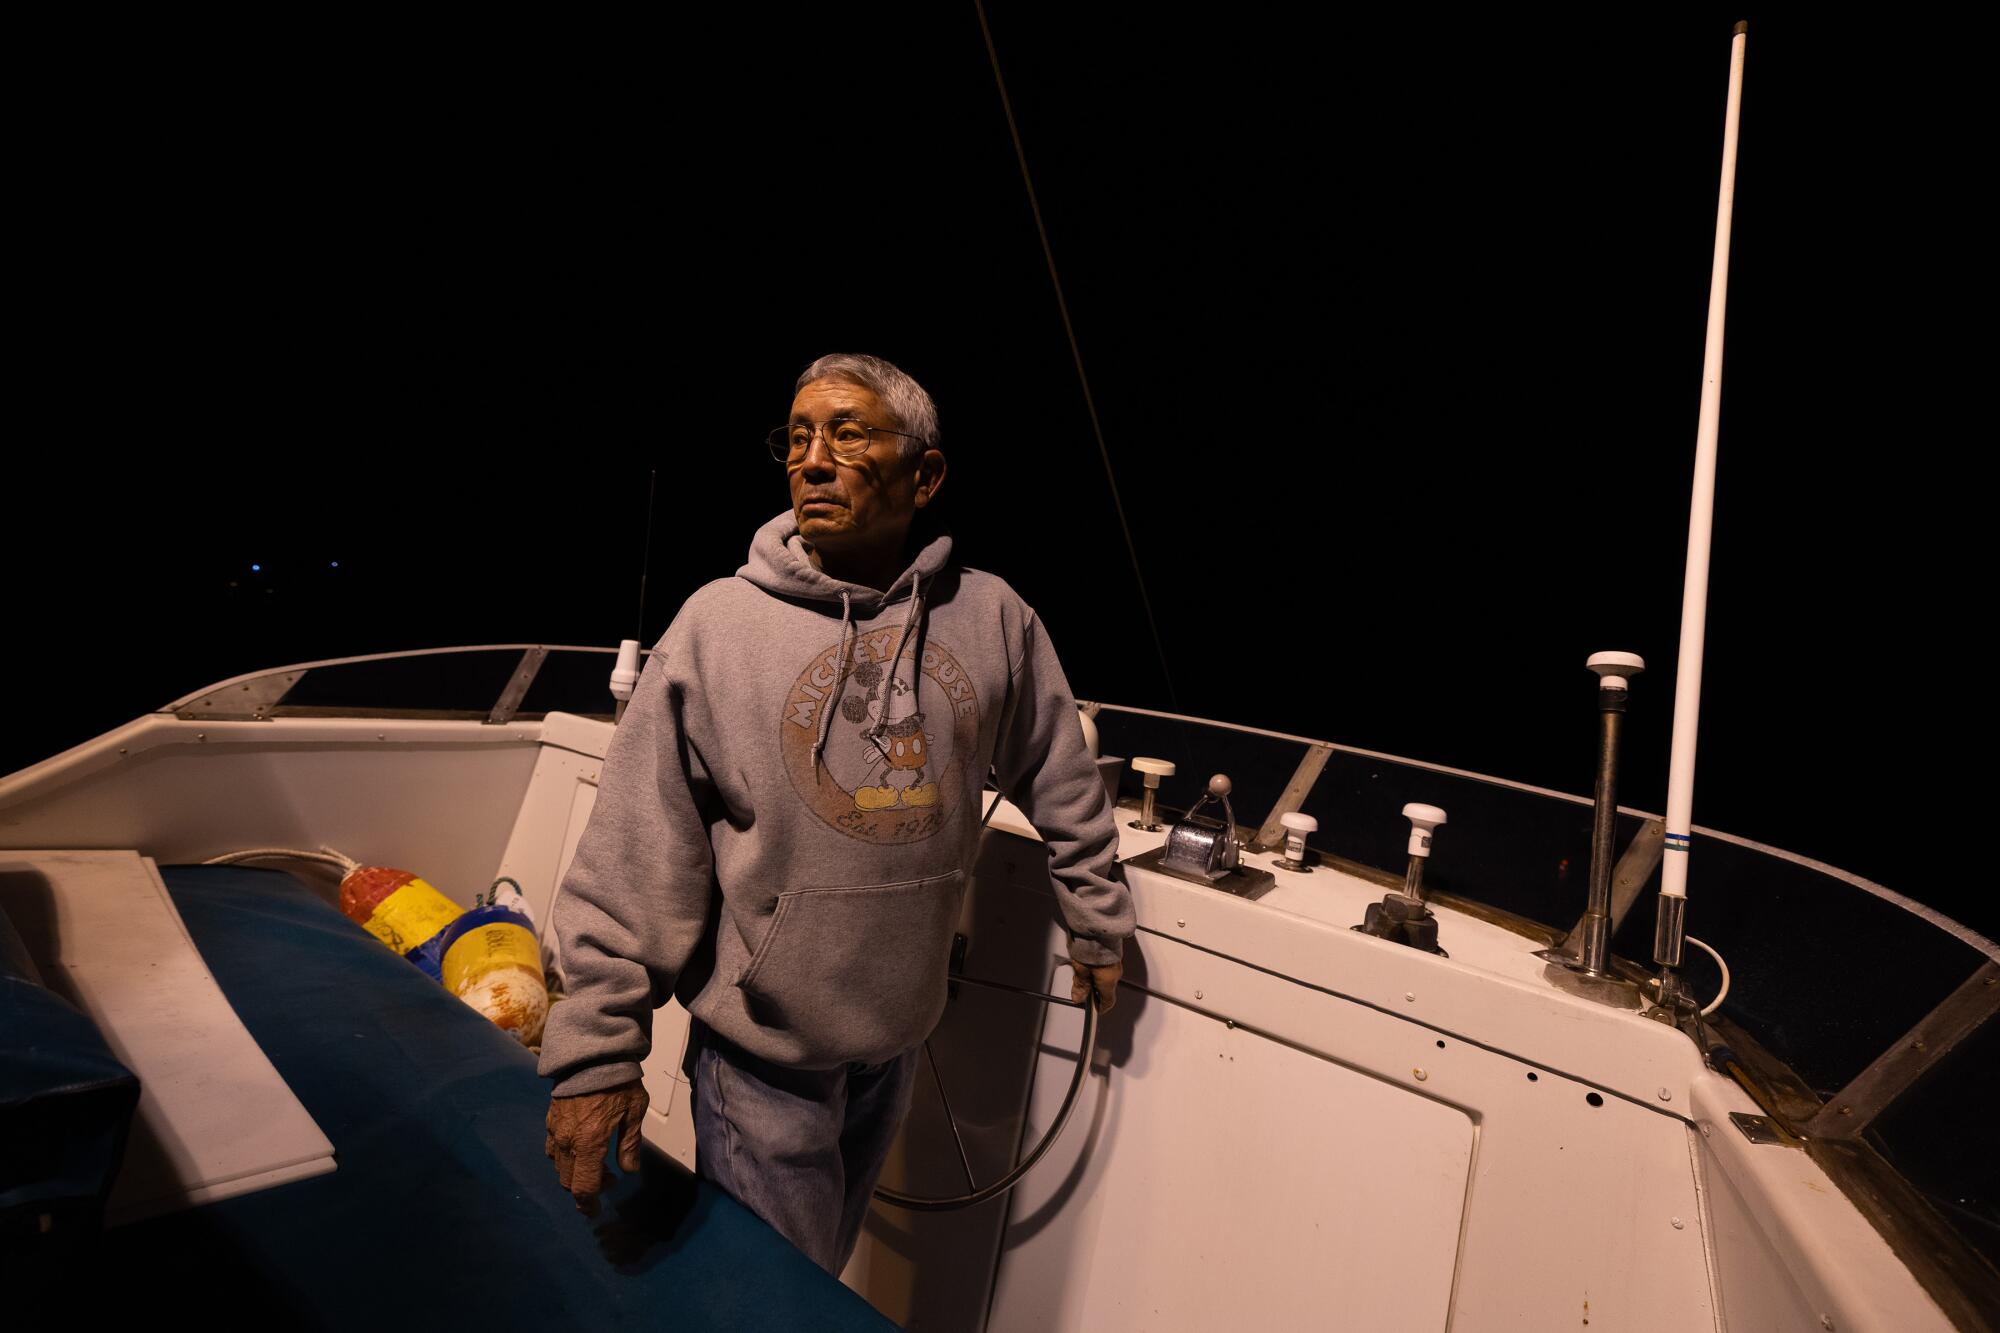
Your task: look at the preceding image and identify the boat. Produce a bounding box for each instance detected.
[7,626,1997,1331]
[5,16,1994,1333]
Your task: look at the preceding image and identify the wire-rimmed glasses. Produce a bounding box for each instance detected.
[767,417,923,463]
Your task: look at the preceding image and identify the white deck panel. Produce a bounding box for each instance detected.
[991,956,1473,1332]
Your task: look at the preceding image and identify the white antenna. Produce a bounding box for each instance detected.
[1655,21,1749,998]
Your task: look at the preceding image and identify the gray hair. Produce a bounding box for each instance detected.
[796,353,939,464]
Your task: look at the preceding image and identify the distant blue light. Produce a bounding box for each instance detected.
[330,561,339,568]
[251,563,261,572]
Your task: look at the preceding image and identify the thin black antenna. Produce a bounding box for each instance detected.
[973,0,1181,711]
[635,468,659,642]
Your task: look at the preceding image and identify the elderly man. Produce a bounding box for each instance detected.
[540,352,1134,1274]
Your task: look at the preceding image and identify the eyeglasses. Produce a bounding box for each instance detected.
[766,417,923,463]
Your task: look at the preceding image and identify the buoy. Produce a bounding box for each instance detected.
[438,904,549,1047]
[339,865,463,982]
[338,864,549,1046]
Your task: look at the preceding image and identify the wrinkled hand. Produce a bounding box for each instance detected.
[546,1079,648,1216]
[1070,958,1122,1013]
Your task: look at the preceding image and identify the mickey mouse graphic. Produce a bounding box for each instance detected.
[840,658,939,811]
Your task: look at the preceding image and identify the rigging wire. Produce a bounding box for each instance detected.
[972,0,1180,712]
[635,467,659,643]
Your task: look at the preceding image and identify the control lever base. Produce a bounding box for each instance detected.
[1353,893,1449,956]
[1123,844,1277,902]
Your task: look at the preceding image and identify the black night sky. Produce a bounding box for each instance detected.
[8,9,1985,942]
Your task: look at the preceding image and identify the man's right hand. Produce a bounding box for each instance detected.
[546,1079,649,1216]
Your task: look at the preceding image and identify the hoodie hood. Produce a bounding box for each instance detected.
[737,507,955,782]
[736,505,954,609]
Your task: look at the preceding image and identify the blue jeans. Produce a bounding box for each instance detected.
[683,1017,920,1275]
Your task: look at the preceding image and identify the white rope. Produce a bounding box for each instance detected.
[199,846,359,876]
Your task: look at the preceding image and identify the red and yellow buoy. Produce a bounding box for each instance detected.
[338,865,547,1047]
[339,865,463,980]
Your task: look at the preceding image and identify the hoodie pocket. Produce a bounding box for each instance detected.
[735,869,965,1064]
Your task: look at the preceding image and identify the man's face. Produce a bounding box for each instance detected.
[785,378,927,553]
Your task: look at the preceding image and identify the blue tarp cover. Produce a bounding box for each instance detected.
[6,863,896,1330]
[0,887,141,1252]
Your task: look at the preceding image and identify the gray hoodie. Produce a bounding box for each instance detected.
[538,507,1135,1096]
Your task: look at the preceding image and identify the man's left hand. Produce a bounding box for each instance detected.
[1070,958,1122,1013]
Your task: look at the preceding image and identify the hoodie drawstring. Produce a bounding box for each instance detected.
[887,572,926,739]
[813,589,855,782]
[811,572,930,782]
[866,571,926,753]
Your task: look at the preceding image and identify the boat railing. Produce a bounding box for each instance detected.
[159,643,651,726]
[1083,700,1999,1287]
